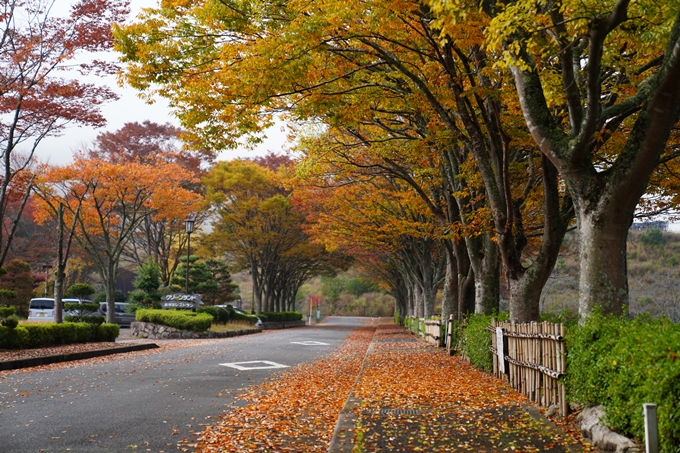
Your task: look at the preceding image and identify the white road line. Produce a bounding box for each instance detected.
[219,360,290,371]
[290,341,330,346]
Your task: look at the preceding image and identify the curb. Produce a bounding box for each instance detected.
[0,343,160,371]
[523,404,582,453]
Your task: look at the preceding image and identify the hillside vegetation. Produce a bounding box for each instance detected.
[541,228,680,322]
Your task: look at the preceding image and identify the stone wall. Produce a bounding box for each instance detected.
[131,321,261,339]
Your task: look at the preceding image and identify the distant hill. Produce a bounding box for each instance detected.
[539,228,680,322]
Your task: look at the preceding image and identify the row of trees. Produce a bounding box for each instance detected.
[0,1,341,321]
[202,159,347,313]
[114,0,680,322]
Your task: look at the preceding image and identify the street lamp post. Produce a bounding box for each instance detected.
[184,217,195,295]
[42,264,53,297]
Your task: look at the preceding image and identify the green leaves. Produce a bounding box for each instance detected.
[566,312,680,452]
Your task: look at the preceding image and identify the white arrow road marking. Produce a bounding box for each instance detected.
[219,361,290,370]
[290,341,330,346]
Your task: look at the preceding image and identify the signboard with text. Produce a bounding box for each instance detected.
[161,294,203,309]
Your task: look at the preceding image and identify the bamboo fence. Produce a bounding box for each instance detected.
[489,319,568,416]
[423,320,441,346]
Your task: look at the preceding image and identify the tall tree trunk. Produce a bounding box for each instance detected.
[440,248,457,322]
[574,200,631,318]
[104,260,118,324]
[506,156,573,322]
[506,3,680,320]
[468,234,500,315]
[53,267,64,324]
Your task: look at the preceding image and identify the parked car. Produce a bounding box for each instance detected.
[28,298,93,321]
[98,302,135,326]
[214,304,264,327]
[63,299,96,316]
[233,307,263,327]
[27,298,55,321]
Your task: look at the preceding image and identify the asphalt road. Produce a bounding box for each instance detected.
[0,317,376,453]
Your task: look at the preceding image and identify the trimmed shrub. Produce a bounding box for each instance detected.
[64,302,100,315]
[64,315,105,326]
[95,323,120,342]
[136,309,213,332]
[197,306,231,324]
[258,311,303,322]
[232,311,259,325]
[0,305,16,318]
[23,324,56,347]
[1,315,19,329]
[567,312,680,453]
[2,321,119,349]
[0,325,29,348]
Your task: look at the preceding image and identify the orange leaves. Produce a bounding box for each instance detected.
[351,326,589,452]
[193,328,375,452]
[34,155,201,239]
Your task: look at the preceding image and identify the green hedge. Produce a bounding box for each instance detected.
[197,306,232,324]
[64,315,105,326]
[258,311,303,322]
[566,312,680,453]
[232,311,259,325]
[0,322,120,349]
[136,309,213,332]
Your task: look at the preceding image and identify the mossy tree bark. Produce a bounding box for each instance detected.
[507,3,680,320]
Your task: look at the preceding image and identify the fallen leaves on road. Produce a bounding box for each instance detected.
[190,327,375,452]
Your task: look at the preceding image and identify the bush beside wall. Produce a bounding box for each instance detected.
[135,309,213,332]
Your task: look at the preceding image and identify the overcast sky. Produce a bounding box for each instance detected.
[36,0,287,166]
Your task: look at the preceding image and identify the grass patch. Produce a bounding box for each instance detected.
[209,321,260,332]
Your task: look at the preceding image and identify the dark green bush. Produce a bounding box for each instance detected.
[1,315,19,329]
[23,324,56,347]
[258,311,303,322]
[2,322,119,349]
[95,323,120,342]
[64,315,105,326]
[0,305,16,318]
[460,312,508,373]
[0,325,29,348]
[64,302,100,314]
[232,310,259,325]
[136,309,213,332]
[40,322,84,345]
[567,312,680,453]
[197,306,231,324]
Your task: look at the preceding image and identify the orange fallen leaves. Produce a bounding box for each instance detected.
[192,327,375,452]
[191,325,596,452]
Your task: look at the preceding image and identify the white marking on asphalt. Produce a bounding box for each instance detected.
[219,361,289,371]
[290,341,330,346]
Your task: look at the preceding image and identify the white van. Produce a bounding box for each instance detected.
[27,298,55,321]
[27,298,93,321]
